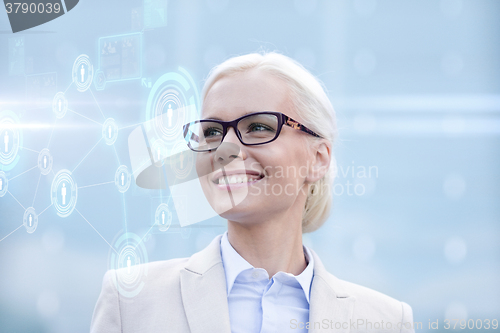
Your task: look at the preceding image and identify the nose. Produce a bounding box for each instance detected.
[213,128,243,169]
[213,142,240,169]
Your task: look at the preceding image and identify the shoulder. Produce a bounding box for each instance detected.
[92,257,193,332]
[309,247,413,328]
[104,233,224,293]
[104,257,192,295]
[96,258,190,306]
[310,252,415,333]
[140,257,190,283]
[91,235,225,333]
[328,274,414,331]
[336,277,402,311]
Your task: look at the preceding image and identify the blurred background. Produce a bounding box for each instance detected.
[0,0,499,332]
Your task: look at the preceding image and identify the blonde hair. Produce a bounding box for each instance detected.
[201,52,338,233]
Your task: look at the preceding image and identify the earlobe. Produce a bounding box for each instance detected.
[306,140,331,183]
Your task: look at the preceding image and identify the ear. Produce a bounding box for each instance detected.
[305,139,331,183]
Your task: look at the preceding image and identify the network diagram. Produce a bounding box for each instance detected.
[1,31,201,297]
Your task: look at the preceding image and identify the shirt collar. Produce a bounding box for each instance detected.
[220,231,315,303]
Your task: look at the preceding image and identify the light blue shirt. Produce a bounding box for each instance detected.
[220,231,314,333]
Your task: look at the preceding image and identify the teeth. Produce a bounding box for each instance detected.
[216,174,261,185]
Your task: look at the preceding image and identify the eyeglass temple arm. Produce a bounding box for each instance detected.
[283,115,322,138]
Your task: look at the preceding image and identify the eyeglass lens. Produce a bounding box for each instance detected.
[185,113,279,151]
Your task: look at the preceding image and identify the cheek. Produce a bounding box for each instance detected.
[195,153,213,178]
[263,144,308,184]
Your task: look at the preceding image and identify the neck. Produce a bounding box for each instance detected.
[226,198,307,277]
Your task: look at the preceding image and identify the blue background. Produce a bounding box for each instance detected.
[0,0,499,332]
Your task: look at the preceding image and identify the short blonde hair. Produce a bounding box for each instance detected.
[201,52,338,233]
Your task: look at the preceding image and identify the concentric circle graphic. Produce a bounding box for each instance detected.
[51,169,77,218]
[0,171,8,197]
[102,118,118,145]
[155,203,172,232]
[72,54,94,92]
[108,232,148,298]
[0,111,22,169]
[38,148,53,176]
[151,139,168,166]
[155,89,183,140]
[52,92,68,119]
[145,67,200,143]
[23,207,38,234]
[118,245,141,284]
[169,140,193,180]
[115,165,131,193]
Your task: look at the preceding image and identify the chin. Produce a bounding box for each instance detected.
[198,173,250,216]
[218,198,257,218]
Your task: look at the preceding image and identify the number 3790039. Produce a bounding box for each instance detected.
[5,2,61,14]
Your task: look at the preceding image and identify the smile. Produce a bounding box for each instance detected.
[215,174,263,185]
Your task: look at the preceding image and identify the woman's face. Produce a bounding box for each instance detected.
[196,69,318,226]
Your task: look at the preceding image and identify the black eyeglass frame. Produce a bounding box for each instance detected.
[183,111,322,152]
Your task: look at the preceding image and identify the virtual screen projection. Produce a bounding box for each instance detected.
[1,43,240,297]
[0,1,241,328]
[1,1,261,322]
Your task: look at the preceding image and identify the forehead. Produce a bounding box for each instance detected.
[202,69,292,120]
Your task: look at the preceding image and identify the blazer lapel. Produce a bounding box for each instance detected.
[308,249,356,333]
[180,234,231,333]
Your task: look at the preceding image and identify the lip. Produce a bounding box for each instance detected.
[211,169,263,183]
[211,169,264,187]
[213,176,264,190]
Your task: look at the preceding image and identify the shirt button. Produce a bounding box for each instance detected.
[251,271,260,279]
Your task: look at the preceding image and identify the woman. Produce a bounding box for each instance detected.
[91,52,414,333]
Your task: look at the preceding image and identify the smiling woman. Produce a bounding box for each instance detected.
[90,52,415,333]
[195,53,336,235]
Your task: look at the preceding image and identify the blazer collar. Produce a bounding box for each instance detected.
[308,247,356,333]
[180,234,231,333]
[180,234,355,333]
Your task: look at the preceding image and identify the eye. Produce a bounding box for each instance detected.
[204,127,223,137]
[247,123,275,132]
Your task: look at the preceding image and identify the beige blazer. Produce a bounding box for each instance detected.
[90,234,414,333]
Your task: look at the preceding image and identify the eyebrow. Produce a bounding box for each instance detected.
[202,116,223,121]
[202,110,261,121]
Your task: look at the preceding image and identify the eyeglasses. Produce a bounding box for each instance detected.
[182,111,322,152]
